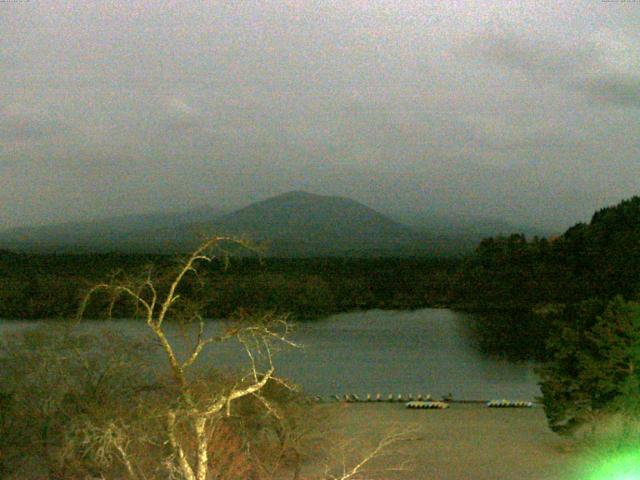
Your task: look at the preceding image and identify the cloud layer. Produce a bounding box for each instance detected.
[1,1,639,231]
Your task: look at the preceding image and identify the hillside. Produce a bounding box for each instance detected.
[555,195,640,297]
[456,195,640,308]
[452,195,640,358]
[0,191,454,255]
[194,191,425,255]
[0,207,226,253]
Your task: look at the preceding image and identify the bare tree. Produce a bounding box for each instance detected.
[312,415,418,480]
[79,237,298,480]
[74,237,417,480]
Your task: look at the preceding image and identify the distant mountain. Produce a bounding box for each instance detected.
[0,191,545,256]
[184,190,426,256]
[0,207,227,253]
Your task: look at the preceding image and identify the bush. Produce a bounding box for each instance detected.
[0,324,317,479]
[0,325,157,478]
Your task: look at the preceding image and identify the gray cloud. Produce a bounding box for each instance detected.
[155,96,205,133]
[576,76,640,108]
[1,1,639,231]
[470,32,596,77]
[0,105,63,142]
[466,29,640,110]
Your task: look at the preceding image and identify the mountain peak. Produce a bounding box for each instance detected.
[206,190,418,255]
[271,190,336,201]
[279,190,314,197]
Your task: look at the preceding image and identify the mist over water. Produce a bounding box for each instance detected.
[0,309,539,400]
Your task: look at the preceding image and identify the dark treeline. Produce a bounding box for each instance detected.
[452,196,640,359]
[0,252,458,320]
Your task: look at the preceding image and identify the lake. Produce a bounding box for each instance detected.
[0,308,540,400]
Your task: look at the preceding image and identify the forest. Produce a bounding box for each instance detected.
[452,196,640,359]
[0,253,457,320]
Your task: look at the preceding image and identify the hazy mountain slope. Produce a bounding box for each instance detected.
[0,191,431,255]
[0,207,227,253]
[197,191,419,253]
[0,190,545,256]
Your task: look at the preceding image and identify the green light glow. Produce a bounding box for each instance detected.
[581,449,640,480]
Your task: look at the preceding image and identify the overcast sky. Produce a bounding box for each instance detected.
[1,0,639,231]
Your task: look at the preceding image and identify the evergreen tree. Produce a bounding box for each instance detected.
[538,296,640,435]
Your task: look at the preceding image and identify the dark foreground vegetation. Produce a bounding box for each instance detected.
[0,325,317,479]
[454,196,640,444]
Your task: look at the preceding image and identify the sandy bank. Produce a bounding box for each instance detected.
[299,403,582,480]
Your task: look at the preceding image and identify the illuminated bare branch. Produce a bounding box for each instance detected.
[324,428,417,480]
[78,237,297,480]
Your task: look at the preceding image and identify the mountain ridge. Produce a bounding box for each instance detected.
[0,190,541,256]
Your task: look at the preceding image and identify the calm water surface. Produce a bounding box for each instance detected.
[0,309,539,400]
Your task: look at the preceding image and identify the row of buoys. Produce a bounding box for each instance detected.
[406,401,449,409]
[314,395,535,407]
[329,393,435,403]
[486,399,533,408]
[406,399,533,410]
